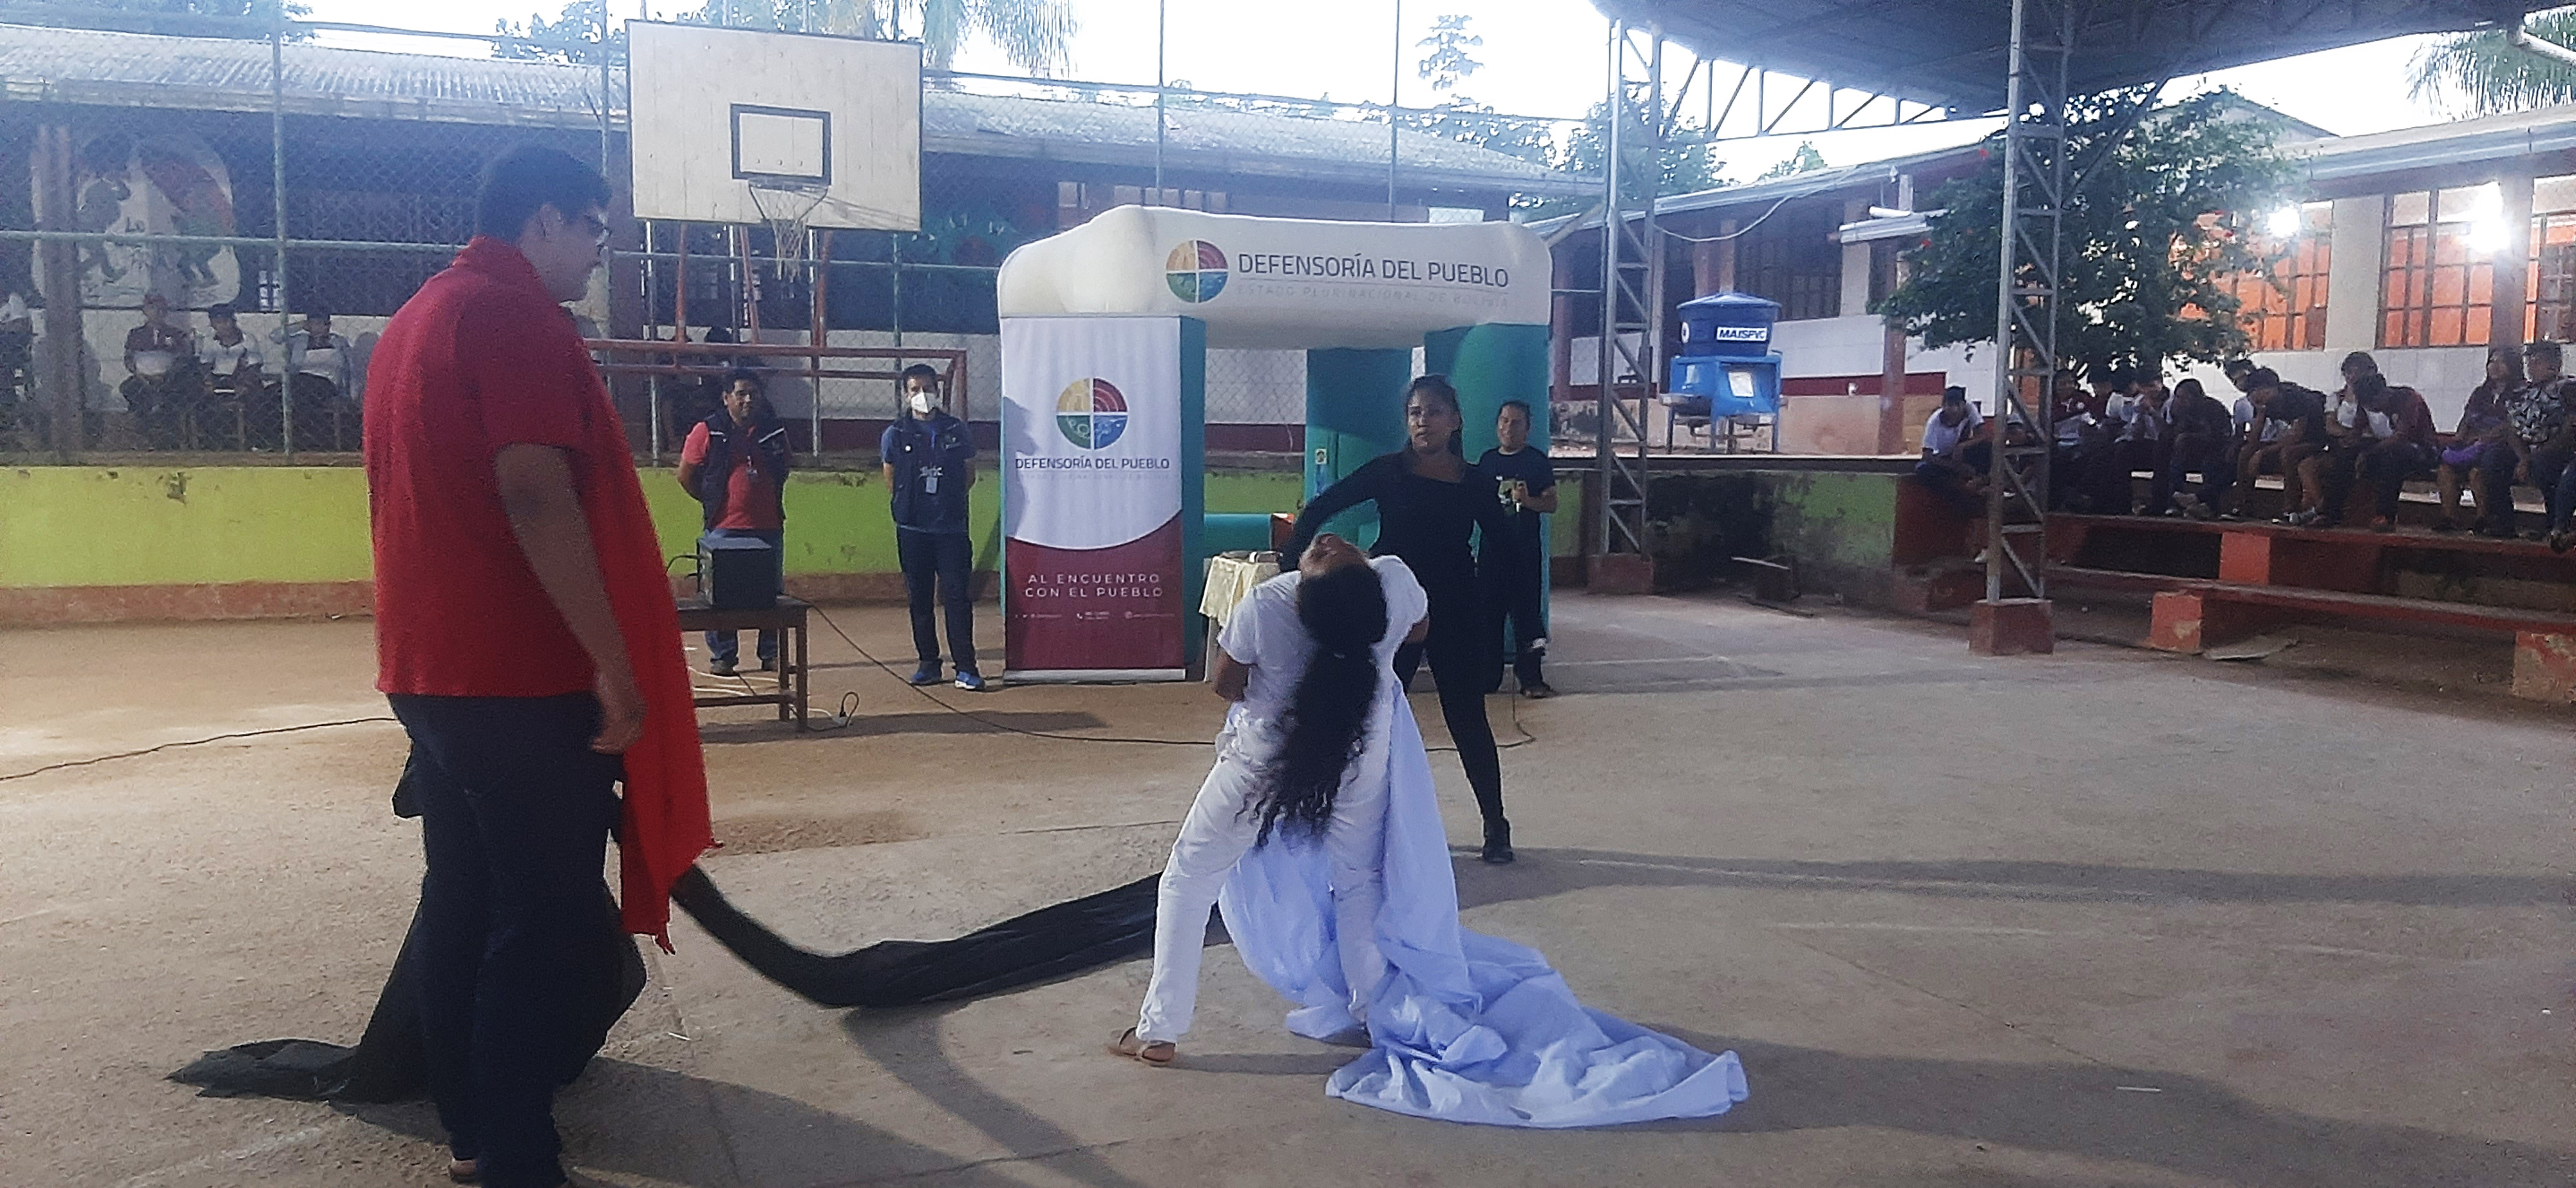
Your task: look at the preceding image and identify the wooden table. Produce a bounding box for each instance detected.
[674,597,811,729]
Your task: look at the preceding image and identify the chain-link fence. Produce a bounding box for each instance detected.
[0,9,1596,463]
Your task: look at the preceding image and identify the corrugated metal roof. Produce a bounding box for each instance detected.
[1591,1,2557,114]
[0,23,1586,195]
[2302,102,2576,181]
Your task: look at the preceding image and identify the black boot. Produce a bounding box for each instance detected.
[1480,818,1515,865]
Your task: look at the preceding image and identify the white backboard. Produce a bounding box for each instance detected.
[627,23,921,231]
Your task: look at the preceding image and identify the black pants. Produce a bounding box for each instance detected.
[1495,541,1548,689]
[388,693,621,1188]
[1913,441,1993,517]
[897,527,976,671]
[1394,586,1506,835]
[2489,443,2576,535]
[2149,432,2233,515]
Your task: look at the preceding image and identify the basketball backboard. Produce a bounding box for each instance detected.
[627,22,921,232]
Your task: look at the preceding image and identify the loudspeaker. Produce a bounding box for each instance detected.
[704,537,780,609]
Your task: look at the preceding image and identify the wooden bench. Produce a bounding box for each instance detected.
[2047,517,2576,703]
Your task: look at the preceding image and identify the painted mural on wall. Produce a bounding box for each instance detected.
[41,129,241,310]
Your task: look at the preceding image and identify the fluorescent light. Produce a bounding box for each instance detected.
[2265,207,2302,238]
[2470,217,2508,255]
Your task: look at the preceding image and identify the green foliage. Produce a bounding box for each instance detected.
[2409,8,2576,116]
[495,0,621,64]
[1755,141,1826,181]
[677,0,1075,75]
[1879,88,2296,375]
[0,0,309,37]
[1416,14,1482,95]
[1525,95,1721,218]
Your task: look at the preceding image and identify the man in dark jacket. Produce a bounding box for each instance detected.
[677,369,791,675]
[884,363,984,690]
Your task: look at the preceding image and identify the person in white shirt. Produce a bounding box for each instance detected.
[273,310,357,450]
[195,303,268,450]
[1915,385,1991,517]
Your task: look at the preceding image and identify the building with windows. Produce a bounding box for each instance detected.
[1551,99,2576,453]
[0,23,1582,452]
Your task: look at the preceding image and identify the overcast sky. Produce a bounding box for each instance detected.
[319,0,2479,184]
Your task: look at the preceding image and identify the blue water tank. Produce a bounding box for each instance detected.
[1675,291,1781,360]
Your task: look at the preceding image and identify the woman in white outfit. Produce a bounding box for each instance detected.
[1108,536,1745,1129]
[1113,532,1426,1064]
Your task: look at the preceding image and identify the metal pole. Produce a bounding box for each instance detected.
[1387,0,1401,220]
[809,228,824,459]
[600,21,613,174]
[1987,0,2024,605]
[272,26,293,459]
[1595,23,1620,559]
[1154,0,1166,201]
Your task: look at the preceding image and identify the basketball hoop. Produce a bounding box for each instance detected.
[746,179,829,281]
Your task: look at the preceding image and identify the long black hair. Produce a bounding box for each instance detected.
[1250,563,1390,847]
[1407,374,1464,459]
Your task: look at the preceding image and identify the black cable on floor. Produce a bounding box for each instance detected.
[0,716,399,784]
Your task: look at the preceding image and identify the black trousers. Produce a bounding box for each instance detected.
[1394,584,1507,834]
[388,693,621,1188]
[1913,441,1993,517]
[897,526,977,671]
[1495,539,1548,689]
[2148,432,2233,515]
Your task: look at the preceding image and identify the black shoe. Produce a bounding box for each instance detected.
[1479,821,1515,865]
[710,658,738,677]
[758,656,777,672]
[1519,680,1557,700]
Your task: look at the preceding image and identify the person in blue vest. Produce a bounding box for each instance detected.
[884,363,985,691]
[677,369,791,676]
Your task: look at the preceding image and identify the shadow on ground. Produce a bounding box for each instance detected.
[1643,1027,2576,1187]
[1452,848,2572,911]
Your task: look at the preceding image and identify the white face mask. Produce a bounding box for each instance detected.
[908,392,936,416]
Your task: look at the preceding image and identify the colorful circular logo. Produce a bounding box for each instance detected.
[1164,240,1227,303]
[1056,378,1129,450]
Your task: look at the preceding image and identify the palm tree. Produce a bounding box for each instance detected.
[687,0,1075,76]
[2409,8,2576,116]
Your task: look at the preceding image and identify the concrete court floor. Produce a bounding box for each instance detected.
[0,593,2570,1188]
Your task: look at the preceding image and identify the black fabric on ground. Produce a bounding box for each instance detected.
[668,866,1160,1010]
[171,886,647,1103]
[171,865,1162,1100]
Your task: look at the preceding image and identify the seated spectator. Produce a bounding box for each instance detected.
[1915,386,1991,518]
[2307,351,2385,523]
[2490,340,2573,541]
[2098,371,2170,514]
[0,291,32,443]
[120,293,199,450]
[2315,372,2438,532]
[2231,368,2327,522]
[2048,370,2109,511]
[2436,345,2519,533]
[2151,378,2234,519]
[274,309,357,450]
[195,302,267,450]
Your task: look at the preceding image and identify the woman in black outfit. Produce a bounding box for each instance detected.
[1287,375,1515,863]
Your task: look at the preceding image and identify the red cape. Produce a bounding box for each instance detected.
[588,388,714,947]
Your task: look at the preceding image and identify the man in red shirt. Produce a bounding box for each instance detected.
[676,369,790,675]
[364,145,708,1188]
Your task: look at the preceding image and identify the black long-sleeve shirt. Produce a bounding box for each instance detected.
[1287,452,1510,600]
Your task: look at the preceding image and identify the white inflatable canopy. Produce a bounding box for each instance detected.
[996,206,1551,350]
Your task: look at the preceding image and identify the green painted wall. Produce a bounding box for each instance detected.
[1,465,1314,590]
[1766,472,1900,575]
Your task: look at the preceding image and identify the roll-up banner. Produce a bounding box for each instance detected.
[1000,315,1204,682]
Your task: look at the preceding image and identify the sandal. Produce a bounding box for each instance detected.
[1108,1027,1176,1066]
[448,1158,480,1184]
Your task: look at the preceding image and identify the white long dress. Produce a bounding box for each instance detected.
[1148,559,1749,1127]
